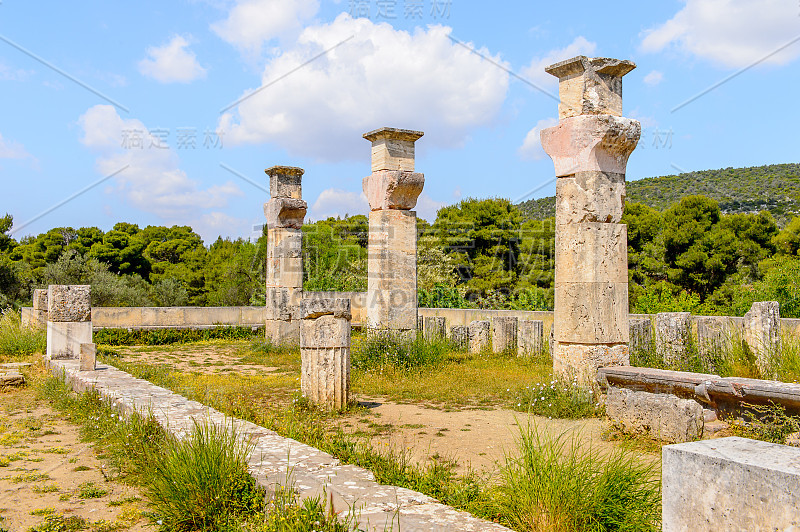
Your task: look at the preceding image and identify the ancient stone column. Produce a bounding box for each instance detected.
[264,166,307,345]
[493,317,518,354]
[46,285,92,360]
[743,301,781,375]
[518,320,544,357]
[363,127,424,335]
[32,289,49,330]
[629,318,653,356]
[424,316,446,341]
[300,298,351,410]
[541,56,640,385]
[468,320,490,353]
[655,312,691,365]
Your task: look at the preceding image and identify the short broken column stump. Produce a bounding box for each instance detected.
[80,343,96,371]
[450,325,468,350]
[424,316,446,341]
[468,320,490,354]
[300,298,351,410]
[518,320,544,357]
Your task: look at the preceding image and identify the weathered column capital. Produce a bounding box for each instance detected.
[541,114,640,177]
[363,127,424,172]
[362,170,424,211]
[266,165,304,200]
[264,197,307,229]
[546,56,636,119]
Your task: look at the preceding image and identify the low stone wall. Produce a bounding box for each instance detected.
[49,358,510,532]
[662,437,800,531]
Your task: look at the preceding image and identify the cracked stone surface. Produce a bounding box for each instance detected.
[49,359,511,532]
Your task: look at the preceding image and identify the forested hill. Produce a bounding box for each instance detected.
[517,163,800,225]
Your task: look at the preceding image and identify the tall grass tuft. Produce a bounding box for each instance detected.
[142,420,265,531]
[493,423,660,532]
[352,330,452,371]
[512,379,602,419]
[0,308,46,360]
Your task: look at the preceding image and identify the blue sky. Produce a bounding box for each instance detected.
[2,0,799,243]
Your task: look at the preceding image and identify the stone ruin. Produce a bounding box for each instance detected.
[300,298,351,410]
[541,56,640,385]
[46,285,92,360]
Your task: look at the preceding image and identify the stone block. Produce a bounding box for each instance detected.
[518,320,544,356]
[449,325,468,349]
[492,317,518,354]
[424,316,446,341]
[655,312,691,365]
[362,170,424,211]
[743,301,780,374]
[265,165,303,200]
[545,56,636,119]
[264,197,307,229]
[47,321,92,360]
[554,282,628,343]
[47,285,91,322]
[79,343,96,371]
[266,228,303,288]
[32,289,48,311]
[555,171,626,224]
[301,297,351,321]
[363,127,424,172]
[606,387,703,443]
[696,316,731,359]
[265,319,299,346]
[662,437,800,531]
[300,313,351,410]
[555,222,627,284]
[366,209,417,331]
[468,320,491,353]
[552,341,628,385]
[629,318,652,355]
[540,114,640,176]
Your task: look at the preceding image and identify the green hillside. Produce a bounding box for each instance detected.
[517,163,800,225]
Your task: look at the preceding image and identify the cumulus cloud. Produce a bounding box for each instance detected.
[193,212,254,242]
[212,0,319,54]
[518,117,558,161]
[308,188,369,220]
[138,35,207,83]
[520,36,597,87]
[640,0,800,68]
[415,193,447,223]
[0,133,33,161]
[643,70,664,86]
[218,14,510,161]
[78,105,242,221]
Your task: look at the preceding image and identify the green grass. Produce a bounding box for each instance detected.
[352,330,454,371]
[0,309,45,361]
[93,326,261,346]
[491,422,661,532]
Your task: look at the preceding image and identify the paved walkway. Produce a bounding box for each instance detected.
[49,359,511,532]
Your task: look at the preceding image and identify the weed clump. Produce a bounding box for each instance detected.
[730,401,800,444]
[0,308,45,360]
[353,331,451,371]
[512,379,602,419]
[493,423,661,532]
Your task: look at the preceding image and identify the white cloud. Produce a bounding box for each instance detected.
[308,188,369,220]
[218,14,510,161]
[212,0,319,54]
[520,36,597,87]
[640,0,800,68]
[518,117,558,161]
[138,35,207,83]
[193,212,253,242]
[0,133,33,160]
[643,70,664,86]
[0,62,33,81]
[415,193,447,223]
[78,105,242,221]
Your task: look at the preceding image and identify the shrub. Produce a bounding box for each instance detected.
[730,402,800,444]
[494,423,661,532]
[94,326,261,346]
[0,308,45,359]
[512,379,602,419]
[352,331,451,371]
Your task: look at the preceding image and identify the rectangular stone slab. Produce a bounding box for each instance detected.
[47,285,91,322]
[662,437,800,531]
[555,172,626,225]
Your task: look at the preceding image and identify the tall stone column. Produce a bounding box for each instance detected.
[540,56,640,385]
[264,166,307,345]
[363,127,424,334]
[46,285,92,360]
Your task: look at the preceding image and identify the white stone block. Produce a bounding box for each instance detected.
[47,321,92,360]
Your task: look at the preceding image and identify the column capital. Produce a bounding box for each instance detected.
[546,56,636,119]
[264,197,307,229]
[265,165,304,200]
[362,170,424,211]
[363,127,424,172]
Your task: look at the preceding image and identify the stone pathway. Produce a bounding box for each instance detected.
[51,359,511,531]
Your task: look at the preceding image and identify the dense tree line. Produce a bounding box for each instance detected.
[3,189,800,316]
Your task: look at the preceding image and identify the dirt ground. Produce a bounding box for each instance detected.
[112,345,277,376]
[0,369,150,532]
